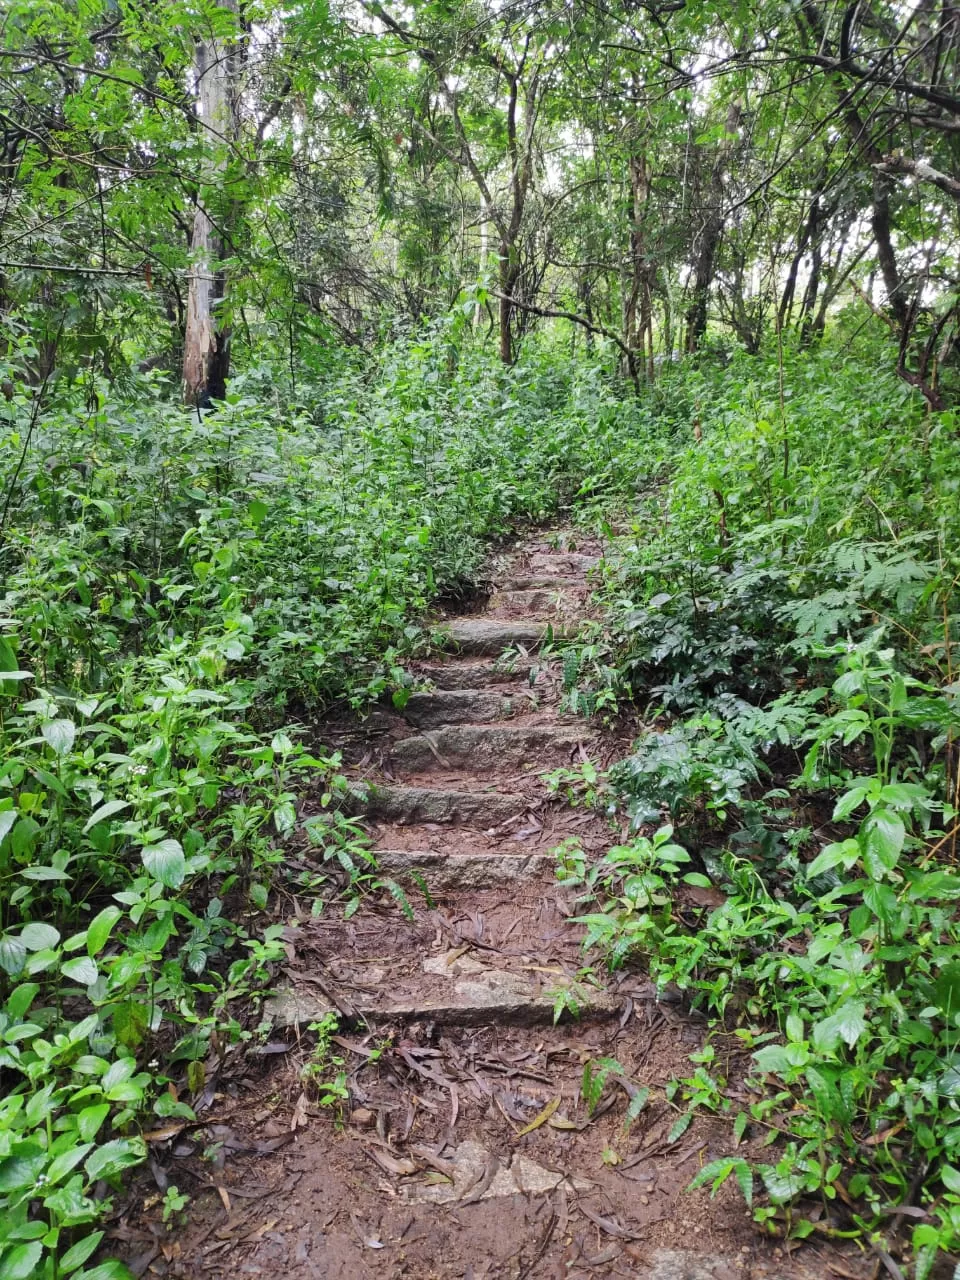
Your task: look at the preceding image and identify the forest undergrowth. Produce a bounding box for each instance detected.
[560,329,960,1275]
[2,318,960,1276]
[0,320,654,1279]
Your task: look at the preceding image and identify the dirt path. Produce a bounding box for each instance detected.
[133,530,875,1280]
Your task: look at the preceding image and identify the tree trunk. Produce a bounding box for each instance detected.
[684,100,741,354]
[498,237,523,365]
[182,8,237,407]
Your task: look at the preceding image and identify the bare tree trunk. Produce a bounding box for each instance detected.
[498,241,519,365]
[684,100,741,354]
[183,8,237,407]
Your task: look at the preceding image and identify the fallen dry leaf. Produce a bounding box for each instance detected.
[290,1091,310,1132]
[515,1096,560,1137]
[142,1124,186,1144]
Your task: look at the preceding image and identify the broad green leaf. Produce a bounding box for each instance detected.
[0,1143,46,1191]
[141,839,185,888]
[2,1240,43,1279]
[0,935,27,977]
[42,718,76,756]
[806,839,858,879]
[752,1044,793,1074]
[811,1001,867,1053]
[75,1261,136,1280]
[84,1137,145,1182]
[20,922,61,952]
[83,801,130,834]
[935,964,960,1017]
[860,810,905,879]
[62,957,99,987]
[832,785,870,822]
[61,1230,104,1273]
[77,1104,111,1142]
[47,1143,94,1186]
[6,982,40,1019]
[87,906,122,956]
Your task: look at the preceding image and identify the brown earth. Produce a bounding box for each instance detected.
[111,530,881,1280]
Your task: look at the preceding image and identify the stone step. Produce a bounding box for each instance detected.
[400,688,515,729]
[352,783,530,826]
[526,552,601,575]
[501,574,585,591]
[414,659,536,690]
[491,587,584,613]
[267,955,620,1029]
[376,848,552,891]
[441,619,568,656]
[389,724,593,772]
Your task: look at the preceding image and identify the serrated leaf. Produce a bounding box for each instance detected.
[47,1142,94,1185]
[84,1137,145,1181]
[0,1143,46,1191]
[811,1001,867,1053]
[860,810,904,879]
[832,786,869,822]
[141,839,185,888]
[667,1111,693,1144]
[42,718,76,756]
[761,1164,805,1203]
[806,838,858,879]
[3,1241,43,1279]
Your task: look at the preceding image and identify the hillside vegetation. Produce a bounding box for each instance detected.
[2,0,960,1274]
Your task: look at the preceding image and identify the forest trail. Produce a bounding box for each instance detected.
[156,531,873,1280]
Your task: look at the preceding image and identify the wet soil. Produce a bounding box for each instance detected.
[110,530,880,1280]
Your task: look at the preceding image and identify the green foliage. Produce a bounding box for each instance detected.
[563,336,960,1267]
[0,327,652,1272]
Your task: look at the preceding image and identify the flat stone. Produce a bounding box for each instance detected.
[266,967,620,1028]
[354,785,529,826]
[415,659,533,690]
[402,1139,593,1204]
[442,620,565,656]
[492,588,583,614]
[389,725,593,772]
[502,575,585,591]
[527,552,600,574]
[644,1250,742,1280]
[376,850,552,890]
[401,689,514,728]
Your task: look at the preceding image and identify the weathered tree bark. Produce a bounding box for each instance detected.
[622,150,652,381]
[495,63,538,366]
[684,99,741,354]
[182,8,237,407]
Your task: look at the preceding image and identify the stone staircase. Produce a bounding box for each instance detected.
[270,537,617,1030]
